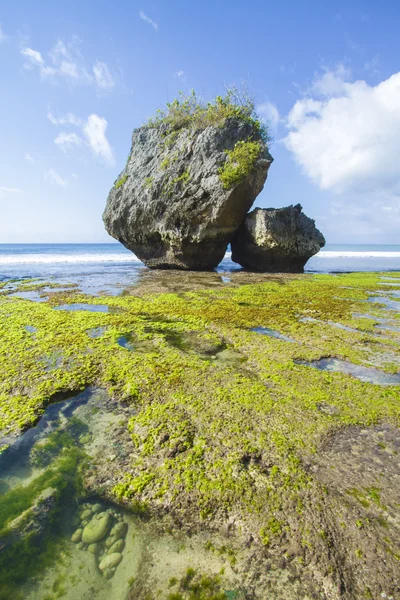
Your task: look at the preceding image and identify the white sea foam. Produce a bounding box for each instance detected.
[316,251,400,258]
[0,253,142,265]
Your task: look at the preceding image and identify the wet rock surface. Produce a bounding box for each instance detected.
[231,204,325,272]
[103,119,272,270]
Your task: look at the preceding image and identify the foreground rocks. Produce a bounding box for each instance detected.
[231,204,325,272]
[103,116,272,270]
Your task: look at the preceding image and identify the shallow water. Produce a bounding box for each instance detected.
[0,388,244,600]
[295,358,400,386]
[54,303,111,313]
[368,296,400,312]
[251,326,295,343]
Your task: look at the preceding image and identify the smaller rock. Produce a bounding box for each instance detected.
[88,543,101,555]
[109,521,128,540]
[231,204,325,273]
[77,542,84,550]
[80,509,93,521]
[81,519,89,527]
[108,539,125,554]
[82,511,112,544]
[103,568,114,580]
[91,503,103,514]
[99,552,123,571]
[71,528,83,543]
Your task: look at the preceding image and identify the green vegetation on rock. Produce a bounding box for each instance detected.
[147,88,271,145]
[115,175,129,189]
[218,140,262,189]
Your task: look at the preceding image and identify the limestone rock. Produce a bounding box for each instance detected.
[231,204,325,273]
[99,552,123,571]
[103,118,272,270]
[82,512,112,544]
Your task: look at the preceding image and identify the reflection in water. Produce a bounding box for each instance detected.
[295,358,400,386]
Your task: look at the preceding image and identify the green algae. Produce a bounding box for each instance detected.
[0,271,399,558]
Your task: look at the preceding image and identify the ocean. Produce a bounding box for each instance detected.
[0,243,399,293]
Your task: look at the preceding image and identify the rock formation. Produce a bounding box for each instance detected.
[103,101,273,270]
[231,204,325,272]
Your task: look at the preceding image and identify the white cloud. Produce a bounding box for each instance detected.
[25,153,34,162]
[49,109,115,166]
[0,186,22,198]
[139,10,158,31]
[284,68,400,235]
[21,38,114,90]
[54,132,83,149]
[174,70,184,78]
[285,69,400,194]
[47,110,82,126]
[257,102,280,130]
[83,114,115,166]
[93,61,114,89]
[45,169,67,186]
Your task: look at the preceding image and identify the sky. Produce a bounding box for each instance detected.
[0,0,399,244]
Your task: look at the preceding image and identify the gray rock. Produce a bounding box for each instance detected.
[71,528,83,543]
[99,552,123,571]
[82,511,112,544]
[231,204,325,272]
[103,118,272,270]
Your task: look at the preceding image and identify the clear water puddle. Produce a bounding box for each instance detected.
[250,326,295,343]
[11,290,49,302]
[54,303,111,313]
[295,358,400,386]
[25,325,38,334]
[117,329,246,367]
[0,387,244,599]
[368,297,400,312]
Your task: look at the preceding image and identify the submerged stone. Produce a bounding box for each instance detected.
[71,528,83,543]
[82,511,112,544]
[99,552,123,571]
[109,521,128,540]
[108,538,125,554]
[88,543,101,555]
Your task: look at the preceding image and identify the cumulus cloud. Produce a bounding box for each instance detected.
[21,37,115,90]
[285,68,400,194]
[83,114,115,166]
[45,169,67,186]
[25,153,34,162]
[284,67,400,236]
[139,10,158,31]
[48,110,115,166]
[257,102,280,130]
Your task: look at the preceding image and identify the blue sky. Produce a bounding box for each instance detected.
[1,0,399,244]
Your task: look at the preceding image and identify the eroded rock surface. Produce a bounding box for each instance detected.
[231,204,325,272]
[103,118,272,270]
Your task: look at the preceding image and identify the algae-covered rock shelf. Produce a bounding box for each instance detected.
[0,271,399,599]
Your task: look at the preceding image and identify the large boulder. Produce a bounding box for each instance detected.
[231,204,325,272]
[103,113,272,270]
